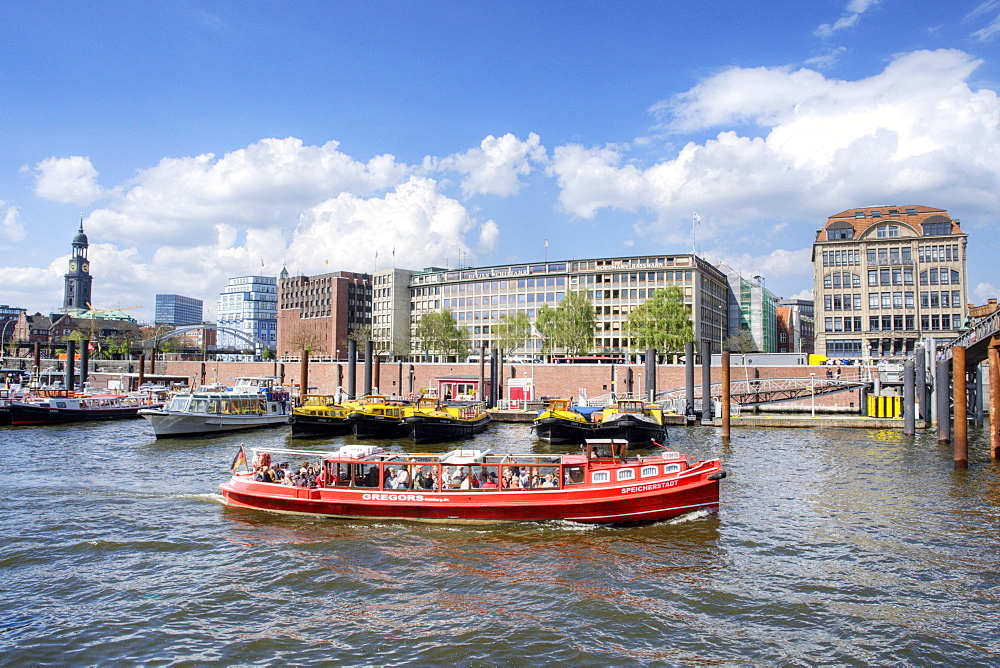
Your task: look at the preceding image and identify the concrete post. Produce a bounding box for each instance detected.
[80,339,89,388]
[936,357,950,445]
[953,345,968,469]
[364,341,373,395]
[478,343,486,403]
[903,358,915,436]
[915,345,927,421]
[721,351,731,439]
[65,340,76,391]
[701,339,713,425]
[347,339,357,398]
[490,347,499,408]
[685,341,695,419]
[645,348,656,402]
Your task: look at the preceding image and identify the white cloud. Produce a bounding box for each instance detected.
[286,176,497,274]
[0,202,26,242]
[27,156,107,205]
[815,0,882,37]
[87,137,410,247]
[437,133,547,196]
[551,49,1000,266]
[966,1,1000,40]
[710,248,814,292]
[972,282,999,303]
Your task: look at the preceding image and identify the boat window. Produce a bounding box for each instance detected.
[641,465,658,478]
[207,399,222,413]
[189,399,208,413]
[56,401,66,408]
[564,466,585,485]
[617,469,636,481]
[664,464,681,474]
[592,471,610,484]
[168,396,189,411]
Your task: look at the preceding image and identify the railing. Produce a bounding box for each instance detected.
[939,310,1000,357]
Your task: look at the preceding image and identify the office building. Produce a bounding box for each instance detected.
[154,294,204,326]
[217,275,278,359]
[277,269,371,358]
[776,299,815,354]
[718,265,780,352]
[812,205,968,358]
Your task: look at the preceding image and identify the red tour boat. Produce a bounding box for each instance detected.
[219,440,725,525]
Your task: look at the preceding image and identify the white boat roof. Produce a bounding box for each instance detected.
[440,448,492,464]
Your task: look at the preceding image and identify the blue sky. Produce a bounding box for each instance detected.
[2,0,999,321]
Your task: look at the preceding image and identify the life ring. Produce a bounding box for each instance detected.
[252,452,271,469]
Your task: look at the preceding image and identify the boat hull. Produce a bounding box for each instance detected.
[348,414,409,439]
[290,415,353,438]
[533,417,598,444]
[140,411,289,438]
[219,469,720,525]
[403,414,491,444]
[9,403,148,425]
[594,415,667,446]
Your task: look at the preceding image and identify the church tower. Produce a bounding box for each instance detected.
[63,218,93,310]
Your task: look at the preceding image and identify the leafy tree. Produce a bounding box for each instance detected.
[535,291,596,355]
[722,329,758,353]
[493,312,531,352]
[624,286,693,353]
[416,309,469,360]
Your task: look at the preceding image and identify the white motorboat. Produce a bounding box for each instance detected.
[139,377,291,438]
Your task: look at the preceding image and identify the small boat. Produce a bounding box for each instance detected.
[402,397,491,444]
[139,377,291,438]
[346,395,411,439]
[533,398,668,447]
[592,399,667,445]
[532,398,598,444]
[8,390,165,425]
[219,439,725,525]
[290,394,355,438]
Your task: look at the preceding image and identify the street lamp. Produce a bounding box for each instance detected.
[810,372,816,418]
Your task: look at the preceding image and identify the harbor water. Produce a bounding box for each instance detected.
[2,419,999,665]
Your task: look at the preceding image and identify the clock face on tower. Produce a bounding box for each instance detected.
[69,261,78,272]
[82,262,89,273]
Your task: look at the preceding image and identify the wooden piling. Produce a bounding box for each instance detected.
[953,345,968,469]
[990,338,1000,460]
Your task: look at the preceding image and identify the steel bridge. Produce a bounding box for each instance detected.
[658,377,868,407]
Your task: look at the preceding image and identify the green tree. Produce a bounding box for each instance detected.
[722,329,758,353]
[416,309,469,360]
[493,312,531,352]
[624,286,693,353]
[535,291,596,355]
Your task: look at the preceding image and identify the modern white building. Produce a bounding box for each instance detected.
[217,275,277,359]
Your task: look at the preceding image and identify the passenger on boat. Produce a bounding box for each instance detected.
[395,467,410,489]
[481,473,498,489]
[540,474,558,488]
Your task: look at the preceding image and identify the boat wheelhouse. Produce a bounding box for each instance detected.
[345,395,411,439]
[290,394,355,438]
[219,439,724,525]
[139,377,291,438]
[402,397,491,444]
